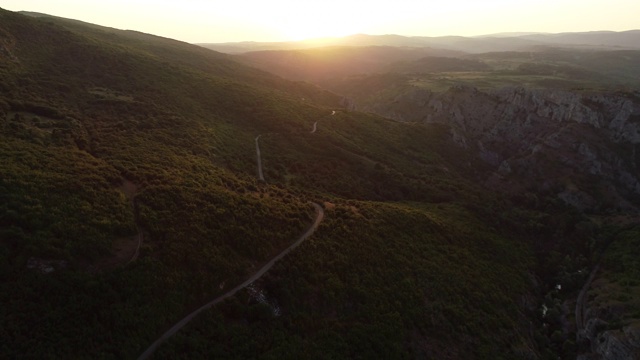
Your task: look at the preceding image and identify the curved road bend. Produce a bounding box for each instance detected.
[255,135,265,181]
[259,110,332,178]
[312,109,335,133]
[138,202,324,360]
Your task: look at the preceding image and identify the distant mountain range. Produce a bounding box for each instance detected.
[199,30,640,54]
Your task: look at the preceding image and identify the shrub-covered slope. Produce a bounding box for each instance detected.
[0,9,596,359]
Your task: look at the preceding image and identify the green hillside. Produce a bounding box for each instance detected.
[236,46,640,98]
[0,9,601,359]
[235,46,462,84]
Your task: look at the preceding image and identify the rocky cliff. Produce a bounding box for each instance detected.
[578,320,640,360]
[349,84,640,359]
[358,85,640,212]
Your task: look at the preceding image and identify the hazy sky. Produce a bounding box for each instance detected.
[2,0,639,43]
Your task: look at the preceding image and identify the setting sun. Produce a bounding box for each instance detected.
[242,1,369,41]
[276,16,360,41]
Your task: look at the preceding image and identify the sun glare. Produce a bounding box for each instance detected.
[246,1,367,41]
[277,17,360,41]
[281,27,347,41]
[3,0,639,43]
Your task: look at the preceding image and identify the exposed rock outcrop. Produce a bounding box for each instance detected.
[354,85,640,359]
[0,26,19,63]
[357,85,640,211]
[579,318,640,359]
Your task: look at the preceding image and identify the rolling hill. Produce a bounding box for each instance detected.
[1,8,635,359]
[236,46,463,83]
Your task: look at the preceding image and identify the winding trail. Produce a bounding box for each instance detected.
[120,181,143,267]
[257,111,332,180]
[138,203,324,360]
[126,227,143,265]
[139,110,334,358]
[255,135,264,181]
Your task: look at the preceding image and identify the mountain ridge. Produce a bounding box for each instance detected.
[200,30,640,54]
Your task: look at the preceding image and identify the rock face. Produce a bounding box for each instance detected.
[358,85,640,211]
[355,85,640,358]
[579,318,640,359]
[0,27,19,63]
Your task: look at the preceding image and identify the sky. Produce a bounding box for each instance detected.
[1,0,639,43]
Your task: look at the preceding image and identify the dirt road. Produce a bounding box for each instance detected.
[255,135,264,181]
[137,202,324,360]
